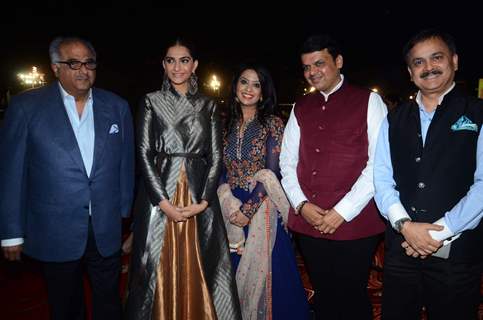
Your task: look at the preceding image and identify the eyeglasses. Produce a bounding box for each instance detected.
[56,60,97,70]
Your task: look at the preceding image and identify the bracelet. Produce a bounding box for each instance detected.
[295,200,308,215]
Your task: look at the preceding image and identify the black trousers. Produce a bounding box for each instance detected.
[41,219,121,320]
[296,233,380,320]
[382,247,482,320]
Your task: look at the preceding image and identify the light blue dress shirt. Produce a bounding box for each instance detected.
[374,86,483,241]
[59,83,95,177]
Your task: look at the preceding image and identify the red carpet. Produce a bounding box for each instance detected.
[1,240,482,319]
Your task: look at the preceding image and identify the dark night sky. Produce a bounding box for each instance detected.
[1,3,481,107]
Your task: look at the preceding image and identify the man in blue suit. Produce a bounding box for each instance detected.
[0,36,135,320]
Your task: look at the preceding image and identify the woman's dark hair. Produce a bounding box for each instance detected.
[226,63,278,135]
[402,29,456,64]
[162,36,198,60]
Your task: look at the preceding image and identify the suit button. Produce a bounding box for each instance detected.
[315,148,320,153]
[322,106,326,111]
[415,157,421,162]
[312,170,317,176]
[418,182,426,189]
[410,206,416,212]
[318,125,325,130]
[312,193,317,199]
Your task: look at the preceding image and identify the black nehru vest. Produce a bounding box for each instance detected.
[387,88,483,262]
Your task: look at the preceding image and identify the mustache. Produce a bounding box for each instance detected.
[420,69,442,79]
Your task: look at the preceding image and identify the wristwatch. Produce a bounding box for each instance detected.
[295,200,308,215]
[394,217,411,233]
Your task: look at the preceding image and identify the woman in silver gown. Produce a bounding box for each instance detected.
[124,38,241,320]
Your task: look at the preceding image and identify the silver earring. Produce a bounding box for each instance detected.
[188,73,198,95]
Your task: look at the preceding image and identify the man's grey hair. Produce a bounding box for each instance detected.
[49,36,97,63]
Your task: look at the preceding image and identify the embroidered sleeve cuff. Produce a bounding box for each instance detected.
[1,238,24,247]
[387,202,411,229]
[334,198,357,222]
[428,217,456,241]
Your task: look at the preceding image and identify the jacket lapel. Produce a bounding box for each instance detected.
[49,83,88,177]
[91,89,111,176]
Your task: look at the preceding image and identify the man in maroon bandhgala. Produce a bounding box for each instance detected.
[280,34,387,320]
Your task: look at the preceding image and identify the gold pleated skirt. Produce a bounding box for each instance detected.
[152,168,217,320]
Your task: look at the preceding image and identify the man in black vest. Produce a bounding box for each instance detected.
[374,29,483,320]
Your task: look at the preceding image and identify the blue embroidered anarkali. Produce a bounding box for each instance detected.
[221,115,310,319]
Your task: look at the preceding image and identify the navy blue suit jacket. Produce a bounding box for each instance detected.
[0,83,135,262]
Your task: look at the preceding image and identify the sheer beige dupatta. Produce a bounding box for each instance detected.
[218,169,290,320]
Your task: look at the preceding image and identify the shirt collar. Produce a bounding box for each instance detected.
[415,82,455,110]
[319,74,344,100]
[58,81,93,102]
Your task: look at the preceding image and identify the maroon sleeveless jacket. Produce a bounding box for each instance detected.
[287,82,385,240]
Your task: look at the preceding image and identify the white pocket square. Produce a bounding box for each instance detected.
[109,124,119,134]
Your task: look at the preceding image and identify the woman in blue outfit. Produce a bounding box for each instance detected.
[218,63,310,320]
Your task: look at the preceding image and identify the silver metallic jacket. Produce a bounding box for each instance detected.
[124,82,241,320]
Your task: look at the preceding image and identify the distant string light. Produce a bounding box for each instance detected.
[18,66,46,88]
[209,75,221,92]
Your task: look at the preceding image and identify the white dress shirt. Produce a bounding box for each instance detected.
[280,75,388,221]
